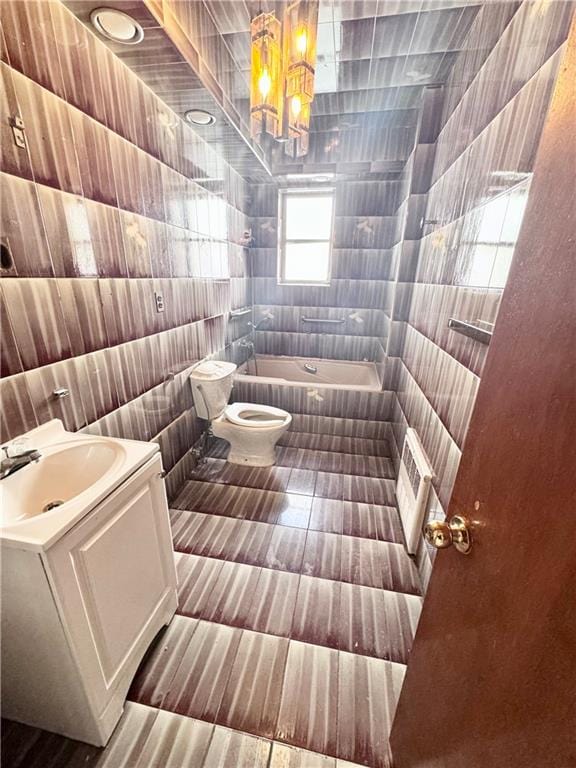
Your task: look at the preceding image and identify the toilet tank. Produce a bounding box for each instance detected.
[189,361,237,420]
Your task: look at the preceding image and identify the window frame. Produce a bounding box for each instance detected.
[277,187,335,286]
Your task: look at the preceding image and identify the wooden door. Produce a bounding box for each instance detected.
[390,23,576,768]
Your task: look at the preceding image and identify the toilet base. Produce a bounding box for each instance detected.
[226,448,276,467]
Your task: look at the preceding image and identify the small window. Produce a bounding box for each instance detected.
[278,188,334,284]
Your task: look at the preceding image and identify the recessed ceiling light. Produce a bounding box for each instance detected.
[90,7,144,45]
[184,109,217,126]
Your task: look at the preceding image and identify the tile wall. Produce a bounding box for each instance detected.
[388,0,573,587]
[250,176,411,380]
[0,0,252,498]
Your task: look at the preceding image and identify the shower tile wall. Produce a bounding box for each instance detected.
[0,0,252,498]
[389,0,573,587]
[250,178,408,370]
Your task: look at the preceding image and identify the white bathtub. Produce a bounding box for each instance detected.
[238,355,382,391]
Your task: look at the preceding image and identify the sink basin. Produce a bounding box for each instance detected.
[1,419,159,551]
[1,441,126,526]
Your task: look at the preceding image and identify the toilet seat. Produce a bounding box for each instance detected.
[224,402,290,428]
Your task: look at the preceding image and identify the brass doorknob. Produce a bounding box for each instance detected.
[424,514,472,554]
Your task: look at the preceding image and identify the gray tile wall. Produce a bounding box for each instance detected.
[0,0,253,498]
[250,179,404,369]
[387,0,572,589]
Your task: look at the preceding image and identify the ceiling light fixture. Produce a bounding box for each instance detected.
[283,0,318,158]
[250,0,319,158]
[250,12,284,140]
[90,7,144,44]
[184,109,217,126]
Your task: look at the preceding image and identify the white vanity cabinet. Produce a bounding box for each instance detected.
[1,452,177,746]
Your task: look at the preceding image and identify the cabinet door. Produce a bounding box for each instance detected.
[45,454,177,715]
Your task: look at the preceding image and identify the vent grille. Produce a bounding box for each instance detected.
[396,429,434,555]
[401,440,422,499]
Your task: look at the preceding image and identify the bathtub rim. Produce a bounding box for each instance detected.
[236,354,383,392]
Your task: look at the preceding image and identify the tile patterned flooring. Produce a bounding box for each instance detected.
[1,432,422,768]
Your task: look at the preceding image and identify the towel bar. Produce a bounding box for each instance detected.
[301,316,346,324]
[448,318,493,344]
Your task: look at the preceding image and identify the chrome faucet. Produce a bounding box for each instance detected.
[238,338,254,348]
[1,442,41,480]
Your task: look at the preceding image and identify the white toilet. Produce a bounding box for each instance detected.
[189,361,291,467]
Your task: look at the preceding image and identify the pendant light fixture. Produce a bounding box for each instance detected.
[283,0,318,157]
[250,12,284,140]
[249,0,319,157]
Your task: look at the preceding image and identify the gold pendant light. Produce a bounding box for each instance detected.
[250,12,284,139]
[284,0,318,157]
[250,1,318,156]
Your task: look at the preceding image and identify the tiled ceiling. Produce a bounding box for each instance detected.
[212,0,482,176]
[66,0,484,181]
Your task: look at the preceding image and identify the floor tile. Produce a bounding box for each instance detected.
[129,615,199,708]
[137,708,214,767]
[240,489,283,524]
[340,536,385,589]
[378,541,421,595]
[341,475,395,505]
[308,497,344,535]
[337,652,405,768]
[245,569,300,637]
[276,641,339,756]
[291,576,341,649]
[192,459,292,493]
[301,530,342,580]
[276,446,395,480]
[276,492,313,527]
[171,510,239,558]
[264,526,307,572]
[216,631,289,739]
[341,501,403,543]
[175,553,224,618]
[203,725,271,768]
[339,581,387,660]
[379,589,422,664]
[279,431,391,459]
[223,518,274,566]
[169,508,205,551]
[201,561,261,627]
[314,472,344,500]
[286,468,317,495]
[172,480,314,527]
[162,622,242,722]
[173,481,266,520]
[0,701,158,768]
[270,742,336,767]
[94,702,161,767]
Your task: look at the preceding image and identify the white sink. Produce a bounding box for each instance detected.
[2,441,126,526]
[1,420,158,551]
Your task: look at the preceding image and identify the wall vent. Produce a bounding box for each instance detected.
[396,428,434,555]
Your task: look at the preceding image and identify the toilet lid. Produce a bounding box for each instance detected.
[224,402,291,428]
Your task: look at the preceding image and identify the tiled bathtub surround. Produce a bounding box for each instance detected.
[250,179,403,367]
[0,0,252,492]
[388,0,572,587]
